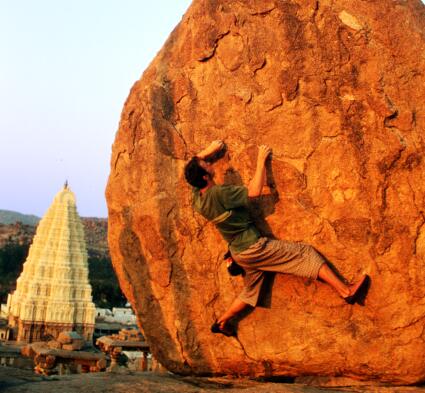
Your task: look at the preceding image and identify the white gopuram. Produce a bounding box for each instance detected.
[6,184,96,342]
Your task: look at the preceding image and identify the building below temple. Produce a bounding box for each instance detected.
[94,305,137,341]
[5,184,96,343]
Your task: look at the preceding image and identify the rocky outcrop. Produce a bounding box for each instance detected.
[0,222,36,247]
[81,218,109,259]
[106,0,425,384]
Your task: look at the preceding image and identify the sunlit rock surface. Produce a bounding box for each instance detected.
[106,0,425,384]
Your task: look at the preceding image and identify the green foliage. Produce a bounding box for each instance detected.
[0,242,28,303]
[88,256,127,309]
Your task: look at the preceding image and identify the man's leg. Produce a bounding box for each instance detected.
[215,298,250,335]
[318,263,367,300]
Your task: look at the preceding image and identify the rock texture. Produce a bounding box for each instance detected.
[106,0,425,384]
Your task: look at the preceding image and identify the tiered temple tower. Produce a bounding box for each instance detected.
[6,184,96,342]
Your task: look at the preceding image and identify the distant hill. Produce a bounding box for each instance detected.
[0,210,40,226]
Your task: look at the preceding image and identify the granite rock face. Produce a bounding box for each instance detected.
[106,0,425,384]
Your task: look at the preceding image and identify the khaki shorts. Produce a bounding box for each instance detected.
[232,237,325,306]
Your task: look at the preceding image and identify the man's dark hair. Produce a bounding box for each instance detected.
[184,157,208,188]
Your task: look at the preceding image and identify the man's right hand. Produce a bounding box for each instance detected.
[248,144,272,197]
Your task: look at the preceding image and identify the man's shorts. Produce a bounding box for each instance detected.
[232,237,325,306]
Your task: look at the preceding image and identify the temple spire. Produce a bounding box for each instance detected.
[6,186,95,342]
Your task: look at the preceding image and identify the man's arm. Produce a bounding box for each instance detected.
[248,145,271,197]
[196,140,224,159]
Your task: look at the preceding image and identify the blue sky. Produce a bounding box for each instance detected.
[0,1,191,218]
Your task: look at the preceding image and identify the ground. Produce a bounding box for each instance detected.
[1,367,425,393]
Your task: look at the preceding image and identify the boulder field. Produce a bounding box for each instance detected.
[106,0,425,384]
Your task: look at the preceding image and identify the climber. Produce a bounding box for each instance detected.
[184,140,368,337]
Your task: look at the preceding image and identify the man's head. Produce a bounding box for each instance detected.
[184,157,214,188]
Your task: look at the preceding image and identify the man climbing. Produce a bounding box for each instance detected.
[184,140,368,337]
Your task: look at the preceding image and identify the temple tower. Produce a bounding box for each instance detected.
[6,184,96,342]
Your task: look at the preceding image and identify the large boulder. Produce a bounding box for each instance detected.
[106,0,425,384]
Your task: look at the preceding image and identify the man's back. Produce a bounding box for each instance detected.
[192,184,260,254]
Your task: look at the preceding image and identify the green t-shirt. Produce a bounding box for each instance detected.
[192,185,260,254]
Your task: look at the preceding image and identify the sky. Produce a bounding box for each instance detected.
[0,0,192,218]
